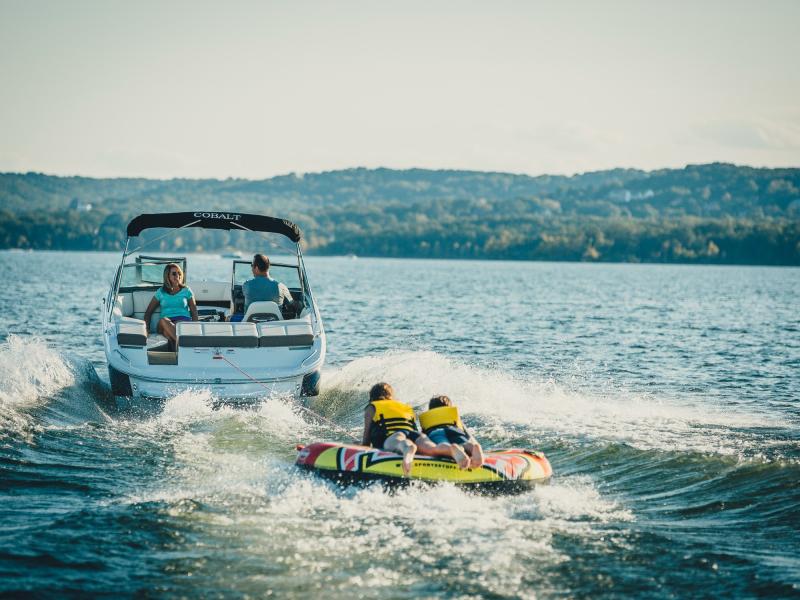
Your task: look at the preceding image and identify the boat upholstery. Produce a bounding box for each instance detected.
[243,301,283,322]
[116,317,148,347]
[257,321,314,347]
[114,294,134,317]
[132,290,157,314]
[118,284,231,330]
[177,322,259,348]
[191,281,232,308]
[114,291,161,331]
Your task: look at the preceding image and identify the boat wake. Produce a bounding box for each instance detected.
[115,393,631,598]
[4,342,797,597]
[0,335,111,441]
[2,339,792,467]
[319,350,793,462]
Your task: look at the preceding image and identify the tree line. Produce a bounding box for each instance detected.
[1,208,797,265]
[0,164,798,265]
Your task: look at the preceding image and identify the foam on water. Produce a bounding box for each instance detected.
[532,475,634,524]
[116,387,325,506]
[0,338,784,595]
[0,335,74,409]
[322,350,787,459]
[159,388,217,421]
[0,335,111,439]
[116,447,637,599]
[120,456,579,597]
[101,372,644,598]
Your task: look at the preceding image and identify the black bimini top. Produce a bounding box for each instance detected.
[126,212,302,242]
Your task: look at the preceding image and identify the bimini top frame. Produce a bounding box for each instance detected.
[111,212,308,305]
[126,212,302,242]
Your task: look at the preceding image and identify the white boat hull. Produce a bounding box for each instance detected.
[103,212,326,405]
[125,372,305,401]
[105,324,325,402]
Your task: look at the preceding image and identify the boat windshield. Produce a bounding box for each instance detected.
[232,260,302,289]
[127,226,298,258]
[119,257,187,291]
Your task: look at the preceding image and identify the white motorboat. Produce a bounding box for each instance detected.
[102,212,325,402]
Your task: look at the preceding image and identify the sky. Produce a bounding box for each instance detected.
[1,0,798,179]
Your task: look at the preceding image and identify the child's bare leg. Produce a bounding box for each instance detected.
[449,444,470,469]
[384,433,417,476]
[400,440,416,476]
[464,441,484,468]
[416,436,470,469]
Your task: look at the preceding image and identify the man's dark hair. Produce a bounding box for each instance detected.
[252,254,270,272]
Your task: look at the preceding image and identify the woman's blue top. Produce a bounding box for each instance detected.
[154,286,194,318]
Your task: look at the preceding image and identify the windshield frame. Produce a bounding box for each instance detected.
[231,259,303,291]
[118,257,188,292]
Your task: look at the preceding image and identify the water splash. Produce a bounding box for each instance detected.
[0,335,75,409]
[160,388,216,421]
[321,350,787,459]
[0,335,113,439]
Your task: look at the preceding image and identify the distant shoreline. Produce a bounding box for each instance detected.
[3,247,798,268]
[2,164,798,265]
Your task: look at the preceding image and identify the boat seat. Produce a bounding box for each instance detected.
[243,301,283,323]
[176,321,259,348]
[116,317,147,347]
[114,294,134,317]
[132,290,156,314]
[126,290,162,331]
[257,321,314,347]
[191,280,232,309]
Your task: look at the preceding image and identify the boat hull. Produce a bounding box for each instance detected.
[125,371,306,401]
[103,212,325,406]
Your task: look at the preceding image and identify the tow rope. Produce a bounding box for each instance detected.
[212,352,360,443]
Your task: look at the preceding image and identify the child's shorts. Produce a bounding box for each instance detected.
[427,426,470,446]
[372,429,421,448]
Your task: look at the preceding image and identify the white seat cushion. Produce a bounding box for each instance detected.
[116,317,147,346]
[257,321,314,347]
[177,321,258,348]
[243,301,283,322]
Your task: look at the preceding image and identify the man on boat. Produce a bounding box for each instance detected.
[244,253,294,311]
[230,253,294,321]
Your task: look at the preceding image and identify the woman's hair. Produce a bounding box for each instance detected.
[428,395,452,409]
[369,382,395,401]
[162,263,185,290]
[252,254,270,272]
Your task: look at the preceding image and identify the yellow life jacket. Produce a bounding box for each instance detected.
[370,399,417,435]
[419,406,464,433]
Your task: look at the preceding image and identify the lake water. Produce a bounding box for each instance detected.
[1,251,799,598]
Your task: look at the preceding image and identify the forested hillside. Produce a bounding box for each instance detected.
[1,163,798,264]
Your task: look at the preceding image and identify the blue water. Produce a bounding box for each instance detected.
[1,251,799,597]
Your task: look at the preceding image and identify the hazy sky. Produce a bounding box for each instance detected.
[1,0,798,178]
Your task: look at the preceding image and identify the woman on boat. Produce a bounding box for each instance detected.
[362,382,469,476]
[143,263,198,350]
[420,395,484,468]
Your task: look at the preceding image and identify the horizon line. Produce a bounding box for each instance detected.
[1,161,799,182]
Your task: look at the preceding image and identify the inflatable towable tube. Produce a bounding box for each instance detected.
[296,442,553,493]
